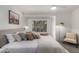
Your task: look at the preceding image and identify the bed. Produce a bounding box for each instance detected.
[0,35,69,53]
[37,35,69,53]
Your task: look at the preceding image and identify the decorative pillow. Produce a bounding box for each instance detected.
[32,32,40,39]
[32,33,37,39]
[66,32,76,39]
[0,34,9,48]
[5,34,16,43]
[26,32,34,40]
[13,34,22,42]
[36,32,40,38]
[18,33,27,40]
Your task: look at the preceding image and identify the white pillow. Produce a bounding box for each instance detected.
[5,34,16,43]
[13,34,22,42]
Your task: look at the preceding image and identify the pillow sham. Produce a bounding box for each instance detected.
[13,34,22,42]
[5,34,16,43]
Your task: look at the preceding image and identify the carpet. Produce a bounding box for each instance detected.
[59,41,79,53]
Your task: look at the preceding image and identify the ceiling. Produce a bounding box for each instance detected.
[11,5,79,15]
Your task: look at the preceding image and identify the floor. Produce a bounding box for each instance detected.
[59,41,79,53]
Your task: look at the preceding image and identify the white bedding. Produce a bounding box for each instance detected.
[37,35,69,53]
[0,35,69,53]
[1,40,38,53]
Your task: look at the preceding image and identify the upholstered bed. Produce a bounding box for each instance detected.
[0,35,69,53]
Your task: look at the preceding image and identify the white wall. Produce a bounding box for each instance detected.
[56,13,72,29]
[0,6,26,30]
[56,12,72,41]
[72,8,79,35]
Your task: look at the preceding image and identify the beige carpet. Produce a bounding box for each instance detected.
[59,42,79,53]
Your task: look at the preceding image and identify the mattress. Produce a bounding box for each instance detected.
[0,35,69,53]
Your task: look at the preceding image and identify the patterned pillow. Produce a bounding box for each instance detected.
[26,32,34,40]
[32,32,40,39]
[66,32,76,39]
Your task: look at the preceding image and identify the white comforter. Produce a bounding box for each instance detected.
[0,35,69,53]
[37,35,68,53]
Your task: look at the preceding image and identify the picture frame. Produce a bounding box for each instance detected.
[9,10,19,24]
[32,20,47,32]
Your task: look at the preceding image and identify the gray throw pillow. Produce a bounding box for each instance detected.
[0,34,9,48]
[18,33,27,40]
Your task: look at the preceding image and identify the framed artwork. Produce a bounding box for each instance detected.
[9,10,19,24]
[32,20,47,32]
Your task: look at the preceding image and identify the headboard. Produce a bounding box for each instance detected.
[0,28,25,34]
